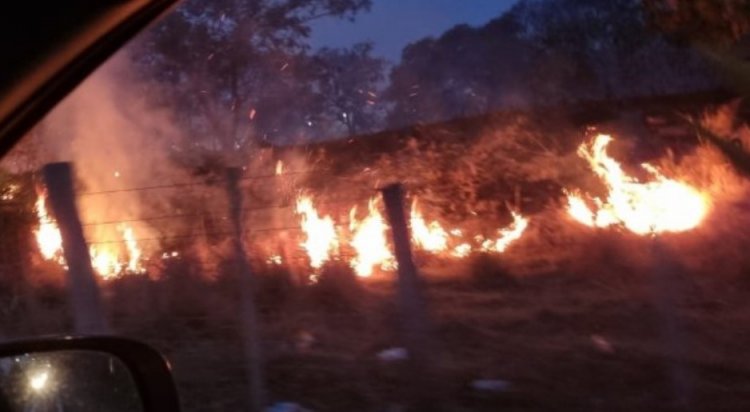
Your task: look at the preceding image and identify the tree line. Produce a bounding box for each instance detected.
[119,0,750,154]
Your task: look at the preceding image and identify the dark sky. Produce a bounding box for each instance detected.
[309,0,519,62]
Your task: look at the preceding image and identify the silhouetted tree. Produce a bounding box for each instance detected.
[643,0,750,95]
[384,0,718,127]
[386,14,532,127]
[311,43,387,135]
[643,0,750,46]
[134,0,371,152]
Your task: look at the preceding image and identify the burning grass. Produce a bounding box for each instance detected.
[565,134,709,235]
[8,255,750,412]
[9,100,750,410]
[25,120,750,293]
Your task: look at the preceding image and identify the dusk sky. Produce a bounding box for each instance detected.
[309,1,519,62]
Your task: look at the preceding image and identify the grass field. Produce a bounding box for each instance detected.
[60,244,747,412]
[4,102,750,411]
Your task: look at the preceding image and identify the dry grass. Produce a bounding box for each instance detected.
[10,238,750,412]
[8,102,750,410]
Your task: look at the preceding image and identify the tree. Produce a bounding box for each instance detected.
[134,0,371,154]
[311,43,387,135]
[510,0,717,100]
[513,0,650,99]
[643,0,750,46]
[385,15,533,127]
[384,0,718,128]
[642,0,750,96]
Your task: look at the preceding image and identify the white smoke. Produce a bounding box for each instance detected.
[38,53,190,260]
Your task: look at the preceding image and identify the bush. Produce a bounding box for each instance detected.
[253,263,298,314]
[214,259,300,314]
[307,261,363,313]
[468,253,517,287]
[107,273,155,320]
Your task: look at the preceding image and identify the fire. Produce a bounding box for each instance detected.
[84,224,145,280]
[566,134,709,235]
[267,254,283,265]
[565,194,597,227]
[452,243,472,258]
[121,225,143,273]
[296,194,338,269]
[480,211,529,253]
[410,198,449,253]
[275,160,284,176]
[34,192,145,278]
[34,193,64,264]
[349,197,395,277]
[89,246,119,279]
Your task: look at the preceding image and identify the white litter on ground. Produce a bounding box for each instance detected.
[471,379,512,393]
[265,402,312,412]
[376,347,409,362]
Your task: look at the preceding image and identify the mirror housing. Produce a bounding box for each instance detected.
[0,336,179,412]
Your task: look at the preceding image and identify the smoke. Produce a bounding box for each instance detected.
[38,53,189,260]
[36,52,320,274]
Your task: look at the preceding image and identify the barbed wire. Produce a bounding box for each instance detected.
[83,222,353,246]
[43,170,407,247]
[73,169,371,196]
[79,195,377,227]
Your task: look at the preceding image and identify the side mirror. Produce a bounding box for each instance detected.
[0,336,180,412]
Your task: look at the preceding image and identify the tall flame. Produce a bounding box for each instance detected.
[34,191,145,278]
[34,192,64,264]
[349,198,395,277]
[296,194,338,269]
[90,246,119,279]
[410,198,449,253]
[89,225,144,279]
[121,225,143,273]
[566,134,709,235]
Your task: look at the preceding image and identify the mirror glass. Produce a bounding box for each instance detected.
[0,350,142,412]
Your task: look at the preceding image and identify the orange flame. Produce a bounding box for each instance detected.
[296,194,338,269]
[86,223,145,279]
[275,160,283,176]
[121,225,143,273]
[451,243,472,258]
[480,211,529,253]
[89,246,119,279]
[349,198,395,277]
[34,193,64,265]
[410,198,449,253]
[267,254,283,265]
[566,134,709,235]
[34,192,145,278]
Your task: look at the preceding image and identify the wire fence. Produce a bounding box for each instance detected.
[79,197,373,228]
[39,167,521,263]
[74,169,363,196]
[69,170,383,248]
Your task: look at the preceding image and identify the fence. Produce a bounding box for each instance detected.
[35,163,440,411]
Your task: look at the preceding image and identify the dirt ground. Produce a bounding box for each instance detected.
[78,245,750,412]
[5,96,750,411]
